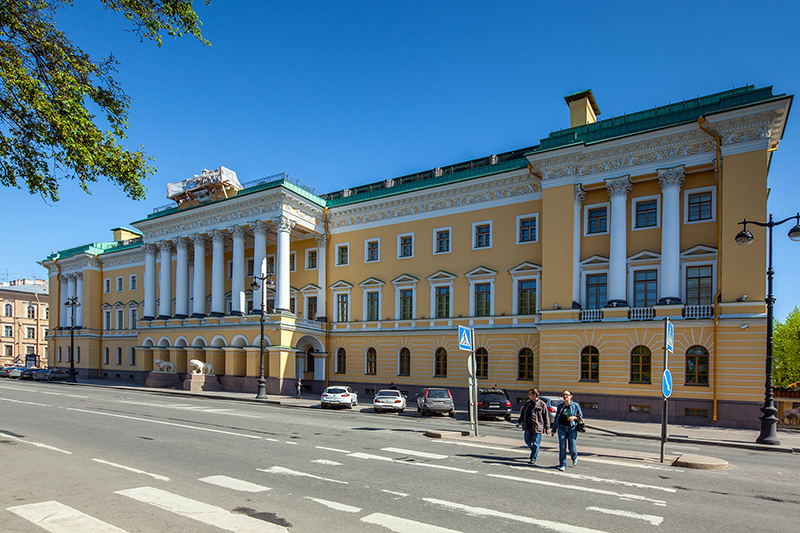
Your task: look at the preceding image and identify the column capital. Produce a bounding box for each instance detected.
[175,237,190,250]
[74,272,83,281]
[315,234,328,247]
[605,175,632,199]
[574,184,586,205]
[231,225,248,240]
[157,240,174,254]
[252,220,270,236]
[658,165,686,191]
[60,274,70,283]
[211,229,227,244]
[191,233,208,247]
[142,243,157,255]
[274,215,295,233]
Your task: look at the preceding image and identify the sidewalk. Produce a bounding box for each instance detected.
[63,378,800,467]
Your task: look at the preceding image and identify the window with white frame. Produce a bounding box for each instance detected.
[103,347,109,364]
[129,274,137,291]
[472,221,492,249]
[289,251,296,272]
[306,248,318,270]
[466,267,496,317]
[266,255,275,274]
[129,307,138,327]
[397,233,414,259]
[632,269,658,307]
[365,239,380,263]
[684,186,716,224]
[116,276,123,292]
[584,272,608,310]
[632,195,660,230]
[584,203,609,235]
[427,271,455,319]
[3,325,12,337]
[335,243,349,266]
[433,227,451,254]
[306,295,317,319]
[103,309,111,330]
[27,306,35,318]
[684,263,715,305]
[330,282,353,322]
[247,259,254,277]
[116,308,124,330]
[516,213,539,244]
[104,278,111,293]
[392,275,418,320]
[26,327,35,339]
[359,278,384,322]
[510,263,541,316]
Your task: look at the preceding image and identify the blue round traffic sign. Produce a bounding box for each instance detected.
[662,369,673,398]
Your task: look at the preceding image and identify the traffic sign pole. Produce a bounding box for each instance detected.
[458,325,479,437]
[661,318,673,463]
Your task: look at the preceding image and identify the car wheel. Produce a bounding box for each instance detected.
[374,407,380,413]
[321,404,327,409]
[504,415,512,422]
[448,410,455,417]
[417,406,421,413]
[347,402,353,409]
[399,408,404,413]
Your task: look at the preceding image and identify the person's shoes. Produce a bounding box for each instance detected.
[558,466,566,471]
[572,458,578,466]
[529,459,536,464]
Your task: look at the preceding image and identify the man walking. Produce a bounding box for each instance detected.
[516,388,550,464]
[296,378,302,399]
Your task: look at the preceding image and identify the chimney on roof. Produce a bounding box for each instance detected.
[564,89,601,128]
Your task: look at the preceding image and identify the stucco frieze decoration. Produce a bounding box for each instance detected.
[574,184,586,205]
[274,215,295,233]
[101,248,145,269]
[658,165,686,191]
[252,220,270,236]
[315,234,328,247]
[231,225,248,240]
[605,175,632,199]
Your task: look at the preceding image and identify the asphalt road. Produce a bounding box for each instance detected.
[2,380,799,532]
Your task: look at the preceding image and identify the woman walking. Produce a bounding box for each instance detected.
[550,390,583,471]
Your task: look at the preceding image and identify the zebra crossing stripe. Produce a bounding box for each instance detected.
[362,512,463,532]
[8,501,127,533]
[199,475,271,492]
[116,486,288,532]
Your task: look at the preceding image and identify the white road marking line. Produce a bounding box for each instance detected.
[93,459,170,481]
[66,407,262,439]
[116,486,287,532]
[487,474,666,505]
[200,475,270,492]
[362,512,462,532]
[8,500,128,532]
[316,446,351,453]
[0,397,51,407]
[284,441,298,445]
[489,463,676,493]
[305,497,361,513]
[311,459,343,466]
[381,490,409,498]
[381,447,448,460]
[258,466,347,484]
[37,391,63,396]
[265,438,280,442]
[65,395,89,399]
[586,506,664,526]
[348,452,477,474]
[579,457,680,471]
[424,498,608,533]
[1,432,71,454]
[117,400,260,418]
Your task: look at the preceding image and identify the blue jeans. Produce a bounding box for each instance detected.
[523,430,543,461]
[557,425,578,468]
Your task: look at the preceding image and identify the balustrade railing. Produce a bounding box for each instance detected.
[628,307,656,320]
[580,309,604,322]
[683,304,714,319]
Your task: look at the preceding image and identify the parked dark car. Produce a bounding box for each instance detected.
[477,388,512,421]
[19,367,39,380]
[416,388,455,417]
[32,368,69,381]
[0,366,17,378]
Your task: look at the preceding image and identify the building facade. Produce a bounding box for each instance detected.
[0,279,49,366]
[41,86,793,428]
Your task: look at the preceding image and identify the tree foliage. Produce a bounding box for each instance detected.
[774,306,800,388]
[0,0,208,202]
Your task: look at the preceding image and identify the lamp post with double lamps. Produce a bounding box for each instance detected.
[735,213,800,445]
[250,273,276,399]
[64,296,81,383]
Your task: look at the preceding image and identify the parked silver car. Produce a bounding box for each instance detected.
[320,386,358,409]
[539,395,563,425]
[32,368,70,381]
[373,389,406,413]
[416,388,455,417]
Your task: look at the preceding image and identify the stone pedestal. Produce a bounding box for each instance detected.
[183,373,222,391]
[146,371,180,388]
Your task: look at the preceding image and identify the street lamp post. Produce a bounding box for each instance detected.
[735,213,800,445]
[64,296,81,383]
[250,273,276,399]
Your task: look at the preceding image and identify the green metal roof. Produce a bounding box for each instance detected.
[43,239,142,262]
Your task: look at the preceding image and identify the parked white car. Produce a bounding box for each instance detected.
[320,386,358,409]
[373,389,406,413]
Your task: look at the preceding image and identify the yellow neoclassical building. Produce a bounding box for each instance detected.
[42,85,792,428]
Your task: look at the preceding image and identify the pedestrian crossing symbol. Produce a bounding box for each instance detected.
[458,325,473,351]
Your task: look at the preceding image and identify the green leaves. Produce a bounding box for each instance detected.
[774,306,800,388]
[0,0,208,202]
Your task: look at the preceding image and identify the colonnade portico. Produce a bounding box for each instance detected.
[58,272,83,328]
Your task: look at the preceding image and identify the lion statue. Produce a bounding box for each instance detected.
[781,407,800,425]
[153,358,176,373]
[189,359,214,375]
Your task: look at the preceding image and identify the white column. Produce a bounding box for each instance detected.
[59,275,68,328]
[187,258,194,316]
[191,234,207,317]
[572,185,586,308]
[658,165,685,304]
[158,241,173,319]
[605,176,632,306]
[315,234,327,320]
[174,238,190,318]
[230,225,247,316]
[275,215,295,312]
[143,243,157,320]
[210,230,226,317]
[66,275,76,327]
[75,272,83,327]
[252,221,269,313]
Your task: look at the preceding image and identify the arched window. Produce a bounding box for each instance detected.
[630,345,651,383]
[686,345,709,385]
[336,348,346,374]
[57,346,62,363]
[518,348,534,380]
[580,346,599,381]
[366,347,377,375]
[434,347,447,377]
[76,346,81,364]
[399,347,411,376]
[116,347,122,365]
[4,303,12,317]
[27,306,36,319]
[130,347,136,366]
[103,347,109,365]
[476,347,488,379]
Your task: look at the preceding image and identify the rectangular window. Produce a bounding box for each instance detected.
[435,229,450,254]
[366,240,379,262]
[518,350,534,380]
[635,200,658,228]
[129,275,137,291]
[685,408,709,417]
[633,270,658,307]
[435,286,450,319]
[399,351,410,376]
[104,279,111,293]
[266,256,275,274]
[337,294,349,322]
[398,235,413,258]
[367,292,379,321]
[630,405,651,413]
[307,296,317,320]
[587,207,607,234]
[4,325,12,337]
[686,266,713,305]
[518,216,537,243]
[630,353,651,384]
[246,259,254,277]
[475,283,491,317]
[400,289,413,320]
[117,309,124,330]
[518,280,537,315]
[586,274,607,310]
[104,310,111,330]
[26,327,35,339]
[336,244,349,266]
[688,191,713,222]
[307,249,318,270]
[289,251,296,272]
[686,353,710,385]
[130,308,138,326]
[4,344,12,356]
[26,346,34,355]
[366,351,377,375]
[474,224,491,248]
[116,277,123,292]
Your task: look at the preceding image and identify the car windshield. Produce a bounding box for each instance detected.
[326,388,346,394]
[377,390,400,397]
[481,393,506,402]
[427,390,449,399]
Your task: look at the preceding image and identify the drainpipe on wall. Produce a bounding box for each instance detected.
[323,207,330,389]
[698,116,722,423]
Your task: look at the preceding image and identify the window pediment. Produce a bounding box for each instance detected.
[580,255,609,267]
[391,274,419,286]
[465,266,497,279]
[627,250,660,264]
[329,280,354,290]
[426,270,457,282]
[359,277,385,288]
[681,245,718,260]
[509,262,541,275]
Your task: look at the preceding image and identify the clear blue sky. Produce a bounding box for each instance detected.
[4,1,799,320]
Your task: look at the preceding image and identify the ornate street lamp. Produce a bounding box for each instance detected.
[250,273,276,399]
[735,213,800,445]
[64,296,81,383]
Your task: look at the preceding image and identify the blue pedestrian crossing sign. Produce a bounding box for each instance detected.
[662,369,673,398]
[458,326,473,352]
